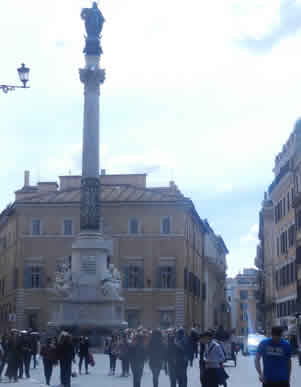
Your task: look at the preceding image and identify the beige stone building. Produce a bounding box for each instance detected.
[256,121,301,334]
[0,172,228,333]
[227,269,261,336]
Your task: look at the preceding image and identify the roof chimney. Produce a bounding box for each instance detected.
[24,171,30,187]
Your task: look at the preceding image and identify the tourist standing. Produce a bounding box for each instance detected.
[78,336,90,375]
[148,329,166,387]
[56,332,75,387]
[128,332,146,387]
[40,338,57,386]
[255,326,292,387]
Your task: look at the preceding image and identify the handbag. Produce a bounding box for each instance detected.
[88,352,95,367]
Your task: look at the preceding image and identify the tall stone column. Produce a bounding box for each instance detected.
[79,64,105,231]
[48,3,125,331]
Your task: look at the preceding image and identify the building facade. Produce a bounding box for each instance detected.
[255,120,301,334]
[0,172,228,333]
[227,269,261,337]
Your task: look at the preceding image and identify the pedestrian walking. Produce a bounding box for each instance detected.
[56,331,75,387]
[6,330,19,382]
[40,338,57,386]
[173,328,190,387]
[0,334,8,380]
[107,335,118,375]
[119,333,130,377]
[147,329,166,387]
[200,330,226,387]
[22,332,33,378]
[78,336,90,375]
[128,332,147,387]
[255,326,292,387]
[166,329,177,387]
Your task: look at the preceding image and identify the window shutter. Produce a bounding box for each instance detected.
[157,267,162,288]
[171,266,176,288]
[123,266,129,288]
[24,267,32,289]
[297,247,301,264]
[40,267,45,288]
[202,282,206,300]
[138,266,144,288]
[184,268,187,290]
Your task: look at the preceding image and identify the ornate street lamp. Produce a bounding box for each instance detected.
[0,63,30,93]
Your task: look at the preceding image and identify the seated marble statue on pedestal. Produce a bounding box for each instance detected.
[52,259,122,301]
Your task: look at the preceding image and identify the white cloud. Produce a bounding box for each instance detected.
[240,224,259,244]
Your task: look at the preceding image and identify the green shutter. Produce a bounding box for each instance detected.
[39,267,45,288]
[24,267,32,289]
[123,266,129,288]
[157,267,162,288]
[138,266,144,288]
[171,267,176,288]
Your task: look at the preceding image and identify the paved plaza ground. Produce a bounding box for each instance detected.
[1,353,301,387]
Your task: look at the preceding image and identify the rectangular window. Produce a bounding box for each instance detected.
[287,192,290,212]
[157,266,176,289]
[277,237,280,256]
[24,266,44,289]
[275,207,278,224]
[64,220,73,235]
[283,197,286,217]
[161,217,171,234]
[31,266,40,288]
[240,290,248,300]
[32,219,41,235]
[123,264,144,289]
[129,218,139,234]
[160,311,174,329]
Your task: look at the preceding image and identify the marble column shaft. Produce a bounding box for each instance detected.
[79,65,105,231]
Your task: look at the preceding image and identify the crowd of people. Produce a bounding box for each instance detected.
[103,325,231,387]
[0,325,293,387]
[0,329,92,386]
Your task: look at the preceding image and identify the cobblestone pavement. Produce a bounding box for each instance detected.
[1,353,301,387]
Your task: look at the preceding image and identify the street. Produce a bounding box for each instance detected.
[4,353,301,387]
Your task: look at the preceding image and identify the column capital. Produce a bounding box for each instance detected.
[79,68,106,90]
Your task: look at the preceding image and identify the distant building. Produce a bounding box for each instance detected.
[227,268,262,336]
[0,171,229,332]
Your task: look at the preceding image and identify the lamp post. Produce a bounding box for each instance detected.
[0,63,30,93]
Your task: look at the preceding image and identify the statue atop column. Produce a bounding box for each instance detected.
[81,2,105,55]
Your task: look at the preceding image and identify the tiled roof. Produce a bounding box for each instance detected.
[16,184,187,204]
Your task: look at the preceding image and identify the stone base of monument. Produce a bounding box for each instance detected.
[48,299,126,329]
[48,231,127,332]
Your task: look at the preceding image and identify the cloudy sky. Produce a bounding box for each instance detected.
[1,0,301,276]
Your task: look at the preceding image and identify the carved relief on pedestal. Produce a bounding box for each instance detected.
[80,177,100,230]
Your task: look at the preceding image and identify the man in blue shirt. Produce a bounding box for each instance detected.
[255,326,292,387]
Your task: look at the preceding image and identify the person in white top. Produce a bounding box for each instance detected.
[200,331,226,387]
